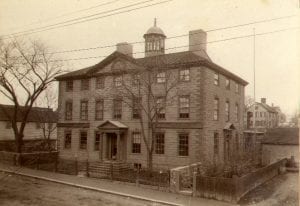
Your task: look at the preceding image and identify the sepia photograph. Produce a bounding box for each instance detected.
[0,0,299,205]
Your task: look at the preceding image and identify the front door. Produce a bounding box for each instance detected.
[107,133,117,160]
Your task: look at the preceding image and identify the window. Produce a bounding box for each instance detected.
[178,134,189,156]
[80,100,88,120]
[225,101,230,122]
[255,112,258,118]
[179,69,190,81]
[96,76,105,89]
[95,133,100,151]
[156,72,166,83]
[66,80,73,92]
[65,101,73,120]
[81,79,89,90]
[213,97,219,120]
[64,131,72,149]
[235,103,239,122]
[132,132,141,153]
[36,122,41,129]
[48,123,53,130]
[5,121,12,129]
[225,78,230,90]
[179,96,190,118]
[132,98,140,119]
[260,112,262,117]
[235,82,239,93]
[113,99,122,119]
[80,131,87,149]
[155,133,165,154]
[132,74,140,86]
[95,100,104,120]
[213,132,219,155]
[114,75,122,87]
[156,97,166,119]
[214,73,219,86]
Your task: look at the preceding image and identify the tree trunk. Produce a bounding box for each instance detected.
[15,134,23,153]
[147,150,153,171]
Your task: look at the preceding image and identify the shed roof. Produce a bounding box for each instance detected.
[0,104,57,123]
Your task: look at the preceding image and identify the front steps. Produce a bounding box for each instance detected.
[88,160,130,178]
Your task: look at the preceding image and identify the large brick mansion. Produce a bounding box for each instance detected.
[56,21,248,169]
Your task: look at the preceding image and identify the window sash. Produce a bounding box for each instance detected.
[214,132,219,155]
[179,69,190,81]
[156,97,166,119]
[113,99,122,119]
[225,101,230,121]
[226,78,230,89]
[114,76,122,87]
[64,133,72,149]
[156,72,166,83]
[178,134,189,156]
[95,133,100,151]
[132,132,141,153]
[179,96,190,118]
[96,77,104,89]
[155,133,165,154]
[65,102,73,120]
[214,73,219,85]
[132,98,140,119]
[80,132,87,149]
[66,80,73,91]
[95,100,104,120]
[80,101,88,120]
[81,79,89,90]
[213,98,219,120]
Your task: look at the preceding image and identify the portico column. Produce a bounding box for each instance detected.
[116,132,121,161]
[102,133,107,161]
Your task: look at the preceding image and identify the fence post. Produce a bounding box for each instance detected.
[54,153,58,173]
[86,159,89,177]
[192,171,197,197]
[110,163,113,180]
[36,153,40,170]
[136,168,140,187]
[75,158,78,176]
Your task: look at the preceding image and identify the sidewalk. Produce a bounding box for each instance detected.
[0,163,234,206]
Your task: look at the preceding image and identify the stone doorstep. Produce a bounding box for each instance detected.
[178,190,193,196]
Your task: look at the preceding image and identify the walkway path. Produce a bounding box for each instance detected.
[0,163,233,206]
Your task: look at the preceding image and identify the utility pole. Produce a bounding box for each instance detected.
[253,28,257,161]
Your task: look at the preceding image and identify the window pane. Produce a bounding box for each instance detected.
[64,132,72,149]
[95,133,100,151]
[214,98,219,120]
[66,80,73,92]
[65,102,72,120]
[96,77,105,89]
[156,97,165,119]
[114,76,122,87]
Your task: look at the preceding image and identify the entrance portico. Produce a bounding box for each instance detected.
[97,120,128,161]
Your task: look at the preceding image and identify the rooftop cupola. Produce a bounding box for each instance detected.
[143,18,166,57]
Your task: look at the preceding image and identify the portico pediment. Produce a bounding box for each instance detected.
[224,122,236,130]
[97,120,128,130]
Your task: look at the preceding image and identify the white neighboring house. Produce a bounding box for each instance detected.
[0,104,57,150]
[262,127,299,165]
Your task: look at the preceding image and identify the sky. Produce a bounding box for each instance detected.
[0,0,299,115]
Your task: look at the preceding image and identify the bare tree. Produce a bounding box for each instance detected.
[0,39,63,153]
[245,95,255,109]
[34,84,58,151]
[96,65,178,170]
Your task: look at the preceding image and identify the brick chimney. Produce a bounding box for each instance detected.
[189,29,207,55]
[261,98,266,104]
[116,42,133,57]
